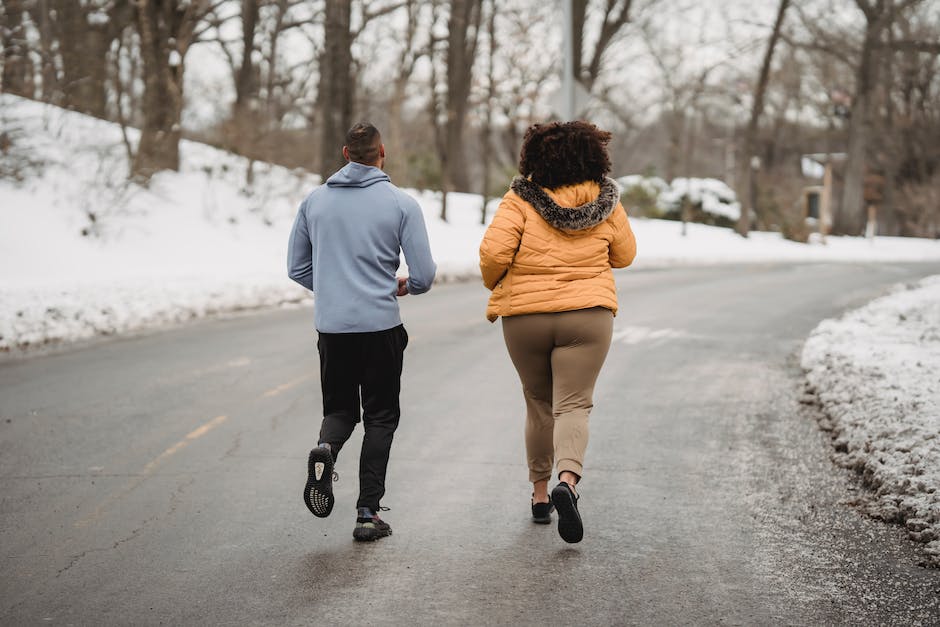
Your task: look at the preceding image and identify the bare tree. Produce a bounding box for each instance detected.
[640,16,722,183]
[385,0,429,184]
[53,0,130,118]
[1,0,32,97]
[133,0,211,178]
[571,0,649,94]
[735,0,790,237]
[317,0,353,175]
[837,0,925,234]
[489,3,556,170]
[429,0,483,221]
[18,0,133,115]
[234,0,261,118]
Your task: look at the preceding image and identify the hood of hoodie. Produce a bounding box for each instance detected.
[326,161,390,188]
[511,176,620,231]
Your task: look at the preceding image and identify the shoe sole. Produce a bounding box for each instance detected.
[353,526,392,542]
[304,448,334,518]
[551,484,583,543]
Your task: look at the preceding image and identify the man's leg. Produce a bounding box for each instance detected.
[356,325,407,512]
[317,332,362,459]
[305,332,362,518]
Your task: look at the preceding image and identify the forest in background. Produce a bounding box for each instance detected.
[1,0,938,238]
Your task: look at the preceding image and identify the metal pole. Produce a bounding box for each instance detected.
[561,0,574,120]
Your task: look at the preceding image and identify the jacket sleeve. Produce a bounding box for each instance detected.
[609,203,637,269]
[399,195,437,294]
[479,195,525,290]
[287,202,314,291]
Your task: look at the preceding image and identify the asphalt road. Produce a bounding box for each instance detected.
[2,263,940,626]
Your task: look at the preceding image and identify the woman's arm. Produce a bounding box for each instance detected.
[479,195,525,290]
[609,203,637,268]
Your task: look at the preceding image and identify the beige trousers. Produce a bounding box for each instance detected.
[501,307,614,483]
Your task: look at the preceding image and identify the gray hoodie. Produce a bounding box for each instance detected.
[288,161,436,333]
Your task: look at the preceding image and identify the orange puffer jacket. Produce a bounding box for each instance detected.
[479,176,637,322]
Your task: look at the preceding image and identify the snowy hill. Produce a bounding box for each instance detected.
[2,94,940,352]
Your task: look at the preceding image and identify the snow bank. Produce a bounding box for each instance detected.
[802,276,940,566]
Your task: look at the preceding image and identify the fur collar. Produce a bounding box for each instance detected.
[511,176,620,231]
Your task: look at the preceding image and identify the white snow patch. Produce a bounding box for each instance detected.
[611,325,687,345]
[660,177,742,222]
[802,276,940,565]
[617,174,670,196]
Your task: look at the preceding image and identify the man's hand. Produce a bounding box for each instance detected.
[396,277,409,297]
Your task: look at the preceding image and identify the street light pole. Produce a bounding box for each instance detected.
[561,0,575,121]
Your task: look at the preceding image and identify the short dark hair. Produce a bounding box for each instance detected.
[518,121,613,189]
[345,122,382,164]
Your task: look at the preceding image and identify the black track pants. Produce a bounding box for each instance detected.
[316,324,408,511]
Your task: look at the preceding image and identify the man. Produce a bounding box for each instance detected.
[288,122,436,541]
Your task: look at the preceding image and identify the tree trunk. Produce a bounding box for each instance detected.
[387,78,407,183]
[736,0,789,237]
[318,0,354,177]
[665,110,684,182]
[132,0,202,178]
[53,0,111,118]
[838,28,879,235]
[1,0,32,97]
[30,0,59,102]
[442,0,482,193]
[386,0,420,184]
[234,0,260,115]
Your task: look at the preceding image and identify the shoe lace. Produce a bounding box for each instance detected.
[332,470,339,482]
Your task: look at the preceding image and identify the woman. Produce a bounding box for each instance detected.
[479,121,636,543]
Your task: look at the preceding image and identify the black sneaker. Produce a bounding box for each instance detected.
[531,496,554,524]
[353,507,392,542]
[304,446,335,518]
[551,482,583,543]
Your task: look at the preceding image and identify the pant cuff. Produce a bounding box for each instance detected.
[528,469,553,483]
[556,459,583,482]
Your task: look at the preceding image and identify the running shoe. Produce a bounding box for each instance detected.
[531,496,554,524]
[304,445,335,518]
[353,507,392,542]
[551,482,583,543]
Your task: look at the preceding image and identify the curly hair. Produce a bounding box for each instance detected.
[518,121,613,189]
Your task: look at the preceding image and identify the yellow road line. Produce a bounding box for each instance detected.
[140,414,228,475]
[75,414,228,528]
[261,374,311,398]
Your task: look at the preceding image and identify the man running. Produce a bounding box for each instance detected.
[288,122,436,541]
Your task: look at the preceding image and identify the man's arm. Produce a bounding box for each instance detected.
[287,203,314,290]
[399,196,436,294]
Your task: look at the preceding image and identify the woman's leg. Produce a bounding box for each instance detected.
[502,314,555,499]
[550,308,614,484]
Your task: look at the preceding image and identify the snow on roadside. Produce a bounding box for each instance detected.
[802,276,940,566]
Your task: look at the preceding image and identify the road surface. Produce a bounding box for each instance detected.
[2,263,940,625]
